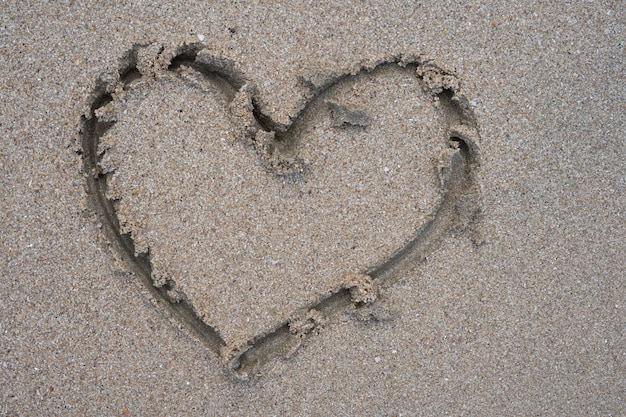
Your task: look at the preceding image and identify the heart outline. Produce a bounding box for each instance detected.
[80,43,481,379]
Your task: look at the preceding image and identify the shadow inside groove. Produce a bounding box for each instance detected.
[81,44,481,379]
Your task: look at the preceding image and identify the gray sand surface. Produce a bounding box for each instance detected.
[1,1,624,415]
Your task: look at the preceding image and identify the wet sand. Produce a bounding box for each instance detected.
[1,1,624,415]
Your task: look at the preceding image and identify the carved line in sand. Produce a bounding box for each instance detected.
[80,43,482,380]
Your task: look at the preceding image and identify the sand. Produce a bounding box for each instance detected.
[1,1,624,415]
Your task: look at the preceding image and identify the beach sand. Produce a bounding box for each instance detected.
[1,1,624,415]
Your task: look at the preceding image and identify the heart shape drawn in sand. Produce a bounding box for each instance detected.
[80,43,481,379]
